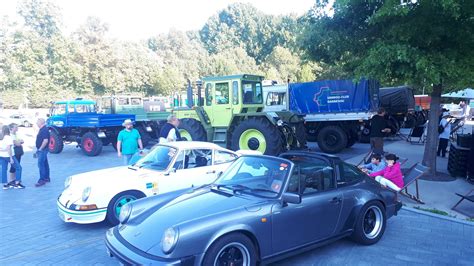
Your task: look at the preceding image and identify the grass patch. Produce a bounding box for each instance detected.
[413,206,454,217]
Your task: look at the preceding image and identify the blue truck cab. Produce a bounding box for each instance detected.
[47,99,135,156]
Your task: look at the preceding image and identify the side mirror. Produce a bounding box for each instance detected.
[282,192,301,205]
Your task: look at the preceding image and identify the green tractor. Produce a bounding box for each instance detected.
[98,95,171,146]
[174,74,306,155]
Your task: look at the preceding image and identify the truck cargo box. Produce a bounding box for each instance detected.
[379,86,415,114]
[288,79,379,114]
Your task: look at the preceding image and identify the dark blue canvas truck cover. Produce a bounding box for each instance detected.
[288,79,379,114]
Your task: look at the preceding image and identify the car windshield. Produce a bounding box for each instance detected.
[214,156,291,197]
[134,145,177,171]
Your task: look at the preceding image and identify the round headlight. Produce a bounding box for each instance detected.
[82,187,91,202]
[276,119,284,126]
[64,176,72,189]
[161,227,179,254]
[118,203,132,224]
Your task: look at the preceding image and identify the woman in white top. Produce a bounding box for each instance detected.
[0,125,23,189]
[437,112,452,158]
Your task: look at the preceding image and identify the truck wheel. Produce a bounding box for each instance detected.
[48,131,64,154]
[178,118,207,141]
[231,117,283,155]
[317,125,348,154]
[81,132,103,156]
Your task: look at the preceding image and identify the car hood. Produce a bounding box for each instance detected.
[119,188,261,253]
[69,166,156,188]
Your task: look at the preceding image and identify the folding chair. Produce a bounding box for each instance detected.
[407,124,426,144]
[399,163,429,204]
[451,189,474,218]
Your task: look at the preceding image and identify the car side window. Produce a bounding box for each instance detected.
[286,156,334,195]
[337,162,365,187]
[187,149,212,168]
[214,150,238,165]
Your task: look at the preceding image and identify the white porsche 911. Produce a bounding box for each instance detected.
[57,141,240,225]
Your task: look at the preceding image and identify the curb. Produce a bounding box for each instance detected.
[401,206,474,226]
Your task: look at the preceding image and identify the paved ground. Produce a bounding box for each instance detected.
[1,128,473,265]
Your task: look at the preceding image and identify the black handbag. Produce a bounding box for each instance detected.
[438,125,445,134]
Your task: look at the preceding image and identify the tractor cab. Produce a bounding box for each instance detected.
[48,99,97,127]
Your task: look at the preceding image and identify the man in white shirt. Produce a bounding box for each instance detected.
[437,112,451,157]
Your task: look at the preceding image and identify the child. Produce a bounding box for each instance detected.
[369,153,403,191]
[358,153,386,174]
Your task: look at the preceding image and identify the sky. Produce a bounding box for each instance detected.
[1,0,316,40]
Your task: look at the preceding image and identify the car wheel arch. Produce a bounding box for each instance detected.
[342,198,386,232]
[201,227,261,264]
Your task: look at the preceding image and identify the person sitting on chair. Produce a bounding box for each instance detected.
[358,154,386,174]
[369,153,404,191]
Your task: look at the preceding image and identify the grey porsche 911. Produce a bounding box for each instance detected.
[105,152,402,265]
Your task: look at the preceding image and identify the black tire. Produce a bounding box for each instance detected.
[48,130,64,154]
[81,132,103,156]
[178,118,207,141]
[202,233,257,266]
[351,201,386,245]
[316,125,348,154]
[106,191,145,226]
[137,127,152,147]
[231,117,283,155]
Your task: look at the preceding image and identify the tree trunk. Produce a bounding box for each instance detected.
[422,84,442,175]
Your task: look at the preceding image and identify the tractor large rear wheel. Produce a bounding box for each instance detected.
[48,131,64,154]
[231,117,283,155]
[178,118,207,141]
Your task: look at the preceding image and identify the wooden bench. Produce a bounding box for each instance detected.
[451,189,474,218]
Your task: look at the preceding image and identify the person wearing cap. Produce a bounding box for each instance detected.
[369,153,403,191]
[117,119,143,165]
[437,111,451,157]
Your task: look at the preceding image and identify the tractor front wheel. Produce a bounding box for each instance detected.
[231,117,283,155]
[48,131,64,154]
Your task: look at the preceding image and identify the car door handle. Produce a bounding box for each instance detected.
[329,197,342,204]
[206,170,216,174]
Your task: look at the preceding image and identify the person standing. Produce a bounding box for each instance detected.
[369,107,392,154]
[8,123,25,189]
[159,115,181,143]
[437,111,451,157]
[117,119,143,165]
[1,125,24,189]
[35,118,50,187]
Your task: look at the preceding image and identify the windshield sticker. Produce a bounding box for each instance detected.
[280,163,288,168]
[146,182,159,193]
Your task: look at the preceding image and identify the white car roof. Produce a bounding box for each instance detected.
[159,141,233,152]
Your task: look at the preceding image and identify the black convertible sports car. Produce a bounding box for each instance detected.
[106,152,402,265]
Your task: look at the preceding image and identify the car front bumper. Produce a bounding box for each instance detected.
[57,199,107,224]
[105,227,200,266]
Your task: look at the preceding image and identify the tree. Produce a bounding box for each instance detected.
[301,0,474,175]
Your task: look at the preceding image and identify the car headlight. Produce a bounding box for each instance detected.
[118,203,132,224]
[161,227,179,254]
[82,187,91,202]
[64,176,72,189]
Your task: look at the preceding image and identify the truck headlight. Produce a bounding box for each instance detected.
[82,187,91,202]
[276,119,284,126]
[64,176,72,189]
[119,203,132,224]
[161,227,179,254]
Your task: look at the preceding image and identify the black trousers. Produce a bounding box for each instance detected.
[437,138,448,157]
